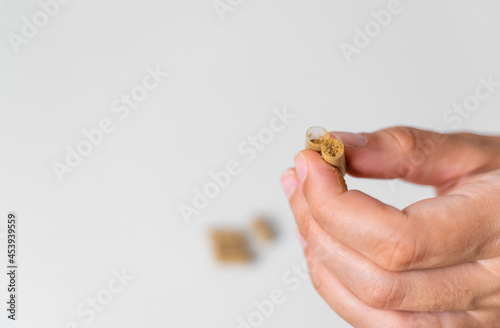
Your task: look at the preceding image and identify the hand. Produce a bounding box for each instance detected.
[281,127,500,327]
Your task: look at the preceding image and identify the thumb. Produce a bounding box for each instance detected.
[332,126,500,187]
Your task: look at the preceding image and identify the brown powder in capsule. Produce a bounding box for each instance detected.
[321,138,343,157]
[321,138,346,176]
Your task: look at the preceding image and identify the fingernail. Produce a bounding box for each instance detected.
[296,228,307,247]
[331,132,368,148]
[294,153,307,183]
[280,169,297,198]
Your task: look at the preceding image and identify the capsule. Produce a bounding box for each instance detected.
[320,138,346,176]
[251,217,275,242]
[305,126,330,152]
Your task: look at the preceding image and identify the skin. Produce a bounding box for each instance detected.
[280,127,500,327]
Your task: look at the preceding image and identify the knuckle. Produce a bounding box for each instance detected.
[304,248,322,290]
[373,233,418,272]
[309,272,322,292]
[382,127,424,177]
[313,201,334,226]
[406,315,442,328]
[311,234,332,262]
[357,273,403,310]
[381,126,419,155]
[298,211,312,241]
[384,127,420,158]
[290,206,313,243]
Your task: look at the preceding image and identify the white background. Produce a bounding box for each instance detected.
[1,0,500,327]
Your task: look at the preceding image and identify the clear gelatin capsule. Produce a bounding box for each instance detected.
[305,126,330,152]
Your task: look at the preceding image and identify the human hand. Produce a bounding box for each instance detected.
[281,127,500,327]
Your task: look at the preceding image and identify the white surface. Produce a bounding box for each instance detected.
[1,0,500,327]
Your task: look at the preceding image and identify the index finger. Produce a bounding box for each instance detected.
[333,127,500,188]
